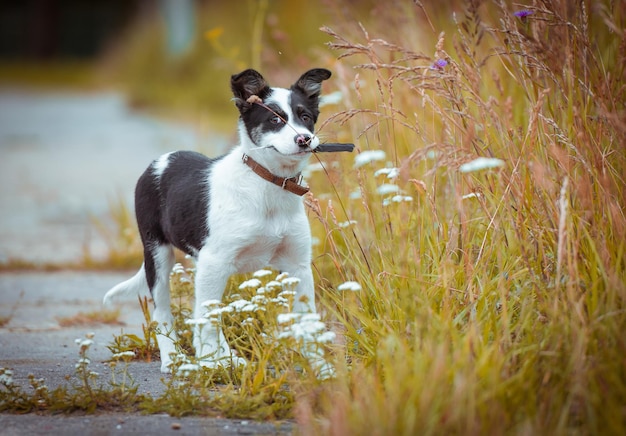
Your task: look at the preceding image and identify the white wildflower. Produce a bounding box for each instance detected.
[338,220,358,228]
[459,157,505,173]
[201,299,222,309]
[277,313,302,324]
[281,277,301,287]
[207,306,233,318]
[275,272,290,281]
[317,331,337,343]
[253,269,273,278]
[354,150,386,168]
[178,363,200,373]
[382,195,413,206]
[0,369,14,386]
[228,299,258,312]
[337,281,362,292]
[269,297,290,307]
[171,263,185,275]
[377,184,400,195]
[239,278,262,290]
[289,319,325,341]
[185,318,209,325]
[251,295,267,304]
[374,167,400,179]
[76,358,91,368]
[300,313,322,323]
[265,281,282,290]
[217,306,234,314]
[320,90,343,106]
[426,150,438,159]
[462,192,482,199]
[78,339,94,347]
[349,190,362,199]
[112,351,135,360]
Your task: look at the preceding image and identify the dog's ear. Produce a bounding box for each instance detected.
[231,69,271,111]
[292,68,332,100]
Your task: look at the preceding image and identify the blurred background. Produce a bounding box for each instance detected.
[0,0,351,266]
[0,0,344,122]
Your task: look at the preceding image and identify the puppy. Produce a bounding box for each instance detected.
[104,68,331,372]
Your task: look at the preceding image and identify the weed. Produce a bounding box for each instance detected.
[107,296,160,362]
[0,333,143,414]
[56,308,122,327]
[130,265,336,420]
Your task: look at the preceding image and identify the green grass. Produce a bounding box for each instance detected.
[2,0,624,433]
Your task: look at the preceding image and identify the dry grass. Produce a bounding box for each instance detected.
[56,308,122,327]
[292,0,625,434]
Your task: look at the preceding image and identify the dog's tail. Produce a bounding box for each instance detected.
[103,264,149,306]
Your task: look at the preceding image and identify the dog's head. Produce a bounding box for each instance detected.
[231,68,331,176]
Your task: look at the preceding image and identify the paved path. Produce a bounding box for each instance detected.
[0,88,226,265]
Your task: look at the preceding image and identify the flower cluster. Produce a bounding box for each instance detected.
[374,166,414,207]
[276,312,336,380]
[0,368,14,387]
[74,332,100,380]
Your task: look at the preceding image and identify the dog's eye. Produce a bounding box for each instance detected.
[270,116,284,125]
[300,113,311,123]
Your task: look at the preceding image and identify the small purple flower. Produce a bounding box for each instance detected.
[513,9,533,19]
[430,59,448,70]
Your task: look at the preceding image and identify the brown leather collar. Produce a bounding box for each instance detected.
[242,154,310,196]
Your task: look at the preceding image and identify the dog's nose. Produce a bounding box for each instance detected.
[294,134,312,148]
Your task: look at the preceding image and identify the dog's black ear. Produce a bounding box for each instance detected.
[292,68,332,99]
[231,69,271,110]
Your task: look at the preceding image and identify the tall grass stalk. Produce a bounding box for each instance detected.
[297,0,626,433]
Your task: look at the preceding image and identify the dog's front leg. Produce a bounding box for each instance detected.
[276,259,334,378]
[285,263,316,313]
[193,250,239,368]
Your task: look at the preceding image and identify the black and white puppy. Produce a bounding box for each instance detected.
[104,68,331,373]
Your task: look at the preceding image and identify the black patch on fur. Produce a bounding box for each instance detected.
[135,151,223,290]
[230,69,272,112]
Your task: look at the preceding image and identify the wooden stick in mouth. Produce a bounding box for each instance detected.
[313,143,355,153]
